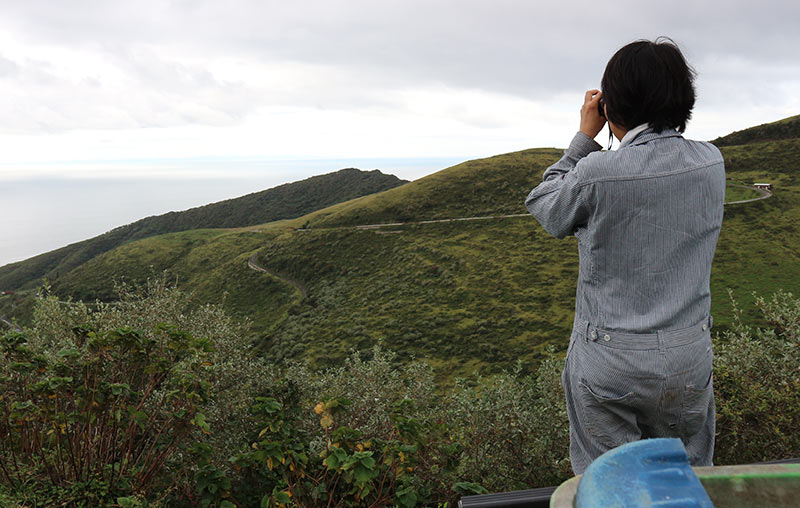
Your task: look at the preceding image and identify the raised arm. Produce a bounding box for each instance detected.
[525,90,605,238]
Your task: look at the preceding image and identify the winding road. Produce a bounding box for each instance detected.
[724,184,773,205]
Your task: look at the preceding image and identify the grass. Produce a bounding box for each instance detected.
[712,113,800,146]
[284,148,563,229]
[255,217,578,380]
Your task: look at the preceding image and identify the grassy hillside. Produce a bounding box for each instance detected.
[710,138,800,323]
[711,114,800,147]
[255,218,578,377]
[252,148,798,379]
[48,228,297,333]
[301,149,563,228]
[0,168,405,292]
[4,117,798,381]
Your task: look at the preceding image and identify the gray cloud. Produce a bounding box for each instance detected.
[6,1,798,83]
[0,0,797,134]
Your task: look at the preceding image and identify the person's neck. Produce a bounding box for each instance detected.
[609,121,627,141]
[618,123,651,148]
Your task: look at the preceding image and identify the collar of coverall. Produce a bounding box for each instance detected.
[618,123,651,149]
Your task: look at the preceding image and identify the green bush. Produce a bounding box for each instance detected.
[443,354,570,492]
[0,313,213,505]
[233,347,461,507]
[1,276,277,507]
[713,289,800,464]
[236,395,432,507]
[229,345,570,506]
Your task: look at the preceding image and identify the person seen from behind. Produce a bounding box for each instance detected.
[525,38,725,474]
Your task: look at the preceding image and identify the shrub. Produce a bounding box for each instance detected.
[237,395,429,507]
[713,290,800,464]
[0,319,213,505]
[238,347,462,507]
[283,346,440,445]
[233,345,571,506]
[443,353,571,492]
[0,276,277,506]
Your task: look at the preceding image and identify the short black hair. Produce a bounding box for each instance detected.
[601,38,696,133]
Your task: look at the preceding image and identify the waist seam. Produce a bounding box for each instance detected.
[573,316,713,350]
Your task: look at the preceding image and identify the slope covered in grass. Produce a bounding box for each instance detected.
[251,124,800,377]
[47,227,297,334]
[0,168,405,292]
[710,137,800,325]
[711,114,800,147]
[255,217,578,379]
[291,149,563,228]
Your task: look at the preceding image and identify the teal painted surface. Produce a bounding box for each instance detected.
[575,438,714,508]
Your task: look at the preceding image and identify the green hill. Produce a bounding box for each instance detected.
[294,148,563,228]
[3,117,799,381]
[0,168,406,292]
[711,114,800,147]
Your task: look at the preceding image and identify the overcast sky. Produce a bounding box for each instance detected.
[0,0,798,181]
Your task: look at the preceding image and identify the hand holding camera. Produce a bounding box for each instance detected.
[579,89,606,139]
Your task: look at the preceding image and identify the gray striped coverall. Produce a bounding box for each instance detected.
[525,128,725,474]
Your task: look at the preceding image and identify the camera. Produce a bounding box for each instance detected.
[597,97,606,118]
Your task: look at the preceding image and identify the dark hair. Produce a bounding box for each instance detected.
[601,37,696,133]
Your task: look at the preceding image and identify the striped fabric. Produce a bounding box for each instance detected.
[525,129,726,333]
[562,317,716,473]
[525,128,725,474]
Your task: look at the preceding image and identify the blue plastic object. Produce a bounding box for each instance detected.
[575,438,714,508]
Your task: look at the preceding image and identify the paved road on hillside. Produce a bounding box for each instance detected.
[724,184,773,205]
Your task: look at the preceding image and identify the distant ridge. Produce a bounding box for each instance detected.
[711,114,800,147]
[0,168,406,290]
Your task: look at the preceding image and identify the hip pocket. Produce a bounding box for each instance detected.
[577,381,638,450]
[682,373,714,436]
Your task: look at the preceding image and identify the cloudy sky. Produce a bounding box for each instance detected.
[0,0,799,266]
[0,0,798,181]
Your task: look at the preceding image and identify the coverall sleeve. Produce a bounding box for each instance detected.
[525,132,601,239]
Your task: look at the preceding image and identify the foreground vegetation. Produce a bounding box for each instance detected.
[2,278,798,507]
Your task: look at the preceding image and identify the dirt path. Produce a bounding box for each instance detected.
[247,252,308,299]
